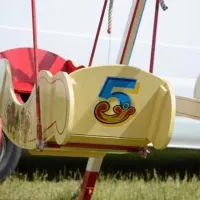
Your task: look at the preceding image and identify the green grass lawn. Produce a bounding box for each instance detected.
[1,148,200,200]
[2,173,200,200]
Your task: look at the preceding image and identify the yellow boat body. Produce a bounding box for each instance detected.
[0,59,176,157]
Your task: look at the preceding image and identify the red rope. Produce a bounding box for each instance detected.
[149,0,160,73]
[88,0,108,66]
[31,0,43,150]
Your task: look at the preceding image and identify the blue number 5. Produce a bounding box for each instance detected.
[98,77,137,109]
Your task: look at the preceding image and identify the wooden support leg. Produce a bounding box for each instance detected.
[78,158,103,200]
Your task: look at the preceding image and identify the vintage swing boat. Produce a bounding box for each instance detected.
[0,0,200,199]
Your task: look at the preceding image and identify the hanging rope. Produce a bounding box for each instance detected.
[107,0,114,63]
[107,0,114,34]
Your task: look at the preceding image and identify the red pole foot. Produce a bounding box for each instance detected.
[78,171,99,200]
[78,158,103,200]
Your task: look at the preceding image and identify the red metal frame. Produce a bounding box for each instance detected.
[82,1,110,199]
[30,1,86,149]
[88,0,109,66]
[31,0,39,84]
[120,0,140,64]
[31,0,43,150]
[47,142,141,153]
[149,0,160,73]
[0,0,107,196]
[78,158,103,200]
[0,0,158,199]
[78,170,99,200]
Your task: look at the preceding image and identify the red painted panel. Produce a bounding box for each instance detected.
[0,48,85,93]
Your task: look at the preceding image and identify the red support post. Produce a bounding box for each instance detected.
[31,0,43,150]
[149,0,160,73]
[78,158,103,200]
[88,0,108,66]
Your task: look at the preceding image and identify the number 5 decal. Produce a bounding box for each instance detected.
[94,77,139,125]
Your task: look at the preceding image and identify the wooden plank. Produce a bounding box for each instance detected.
[176,95,200,120]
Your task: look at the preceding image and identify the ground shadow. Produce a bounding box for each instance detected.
[16,148,200,181]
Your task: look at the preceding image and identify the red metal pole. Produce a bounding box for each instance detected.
[31,0,39,82]
[78,158,103,200]
[31,0,43,150]
[149,0,160,73]
[119,0,140,64]
[0,117,2,148]
[77,1,109,199]
[88,0,108,66]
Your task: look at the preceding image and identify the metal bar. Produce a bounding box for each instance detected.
[31,0,43,150]
[88,0,109,66]
[31,0,39,83]
[78,158,103,200]
[117,0,147,65]
[149,0,160,73]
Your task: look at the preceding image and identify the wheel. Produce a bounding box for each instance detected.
[0,132,22,182]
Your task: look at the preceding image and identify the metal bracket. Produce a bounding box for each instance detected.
[139,146,150,159]
[160,0,168,11]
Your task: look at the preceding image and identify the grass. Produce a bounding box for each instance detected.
[1,148,200,200]
[2,172,200,200]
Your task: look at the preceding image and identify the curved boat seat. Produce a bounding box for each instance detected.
[13,80,34,94]
[66,65,176,150]
[38,64,176,150]
[63,60,85,74]
[0,48,85,94]
[0,61,176,152]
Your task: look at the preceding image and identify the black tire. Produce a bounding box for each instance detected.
[0,132,22,182]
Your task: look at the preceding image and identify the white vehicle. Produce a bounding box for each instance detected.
[0,0,200,190]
